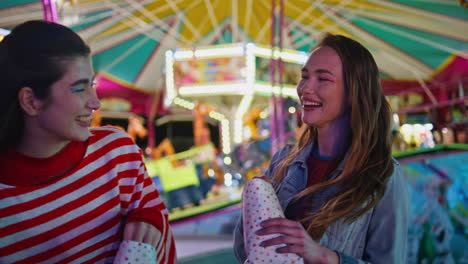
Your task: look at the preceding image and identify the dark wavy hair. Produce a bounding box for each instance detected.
[0,20,90,151]
[272,33,394,240]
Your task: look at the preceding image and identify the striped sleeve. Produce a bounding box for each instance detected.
[112,129,177,264]
[120,161,177,264]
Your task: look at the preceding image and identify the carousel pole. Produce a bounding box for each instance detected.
[41,0,50,21]
[41,0,58,22]
[269,0,278,156]
[277,0,285,148]
[147,91,161,149]
[49,0,58,23]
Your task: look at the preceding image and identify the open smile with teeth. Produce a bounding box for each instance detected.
[76,116,91,122]
[303,101,323,107]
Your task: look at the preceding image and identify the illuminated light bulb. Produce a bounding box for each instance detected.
[173,50,194,60]
[208,169,215,177]
[424,123,433,131]
[279,51,308,64]
[222,147,231,154]
[221,120,231,154]
[281,87,298,97]
[164,50,175,108]
[0,28,11,37]
[224,176,233,187]
[414,124,425,133]
[194,46,244,58]
[401,124,412,134]
[393,113,400,124]
[179,84,246,95]
[224,157,232,165]
[253,46,271,58]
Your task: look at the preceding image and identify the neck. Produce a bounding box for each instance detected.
[315,117,351,157]
[16,123,69,158]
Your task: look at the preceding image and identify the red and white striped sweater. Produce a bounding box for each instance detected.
[0,127,176,264]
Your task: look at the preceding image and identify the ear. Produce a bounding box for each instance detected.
[18,87,43,116]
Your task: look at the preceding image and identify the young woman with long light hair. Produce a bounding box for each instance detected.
[234,33,408,263]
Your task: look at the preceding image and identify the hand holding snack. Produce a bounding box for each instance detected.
[242,178,304,264]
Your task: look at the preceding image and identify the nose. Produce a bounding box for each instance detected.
[87,89,101,111]
[297,78,316,97]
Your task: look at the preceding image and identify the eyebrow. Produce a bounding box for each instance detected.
[69,76,96,87]
[301,68,334,76]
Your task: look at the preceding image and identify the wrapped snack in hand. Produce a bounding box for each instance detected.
[113,240,157,264]
[242,178,304,264]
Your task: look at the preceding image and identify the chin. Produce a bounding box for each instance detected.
[302,117,319,126]
[72,129,91,142]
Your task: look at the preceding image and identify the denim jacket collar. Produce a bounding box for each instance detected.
[290,140,351,178]
[290,142,313,166]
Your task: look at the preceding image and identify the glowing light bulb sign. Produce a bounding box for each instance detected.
[165,43,307,153]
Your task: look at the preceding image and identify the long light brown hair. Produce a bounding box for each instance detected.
[271,33,394,240]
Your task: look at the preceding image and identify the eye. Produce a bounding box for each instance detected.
[318,77,332,82]
[91,80,97,89]
[70,87,85,93]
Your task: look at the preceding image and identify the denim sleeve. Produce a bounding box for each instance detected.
[232,145,293,263]
[335,161,409,264]
[362,161,409,263]
[233,212,246,262]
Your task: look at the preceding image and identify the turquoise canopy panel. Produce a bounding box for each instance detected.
[0,0,43,29]
[92,34,161,84]
[349,17,466,73]
[1,0,38,9]
[389,0,468,19]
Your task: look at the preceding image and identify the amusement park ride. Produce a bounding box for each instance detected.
[164,43,307,155]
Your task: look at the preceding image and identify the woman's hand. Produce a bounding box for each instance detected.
[257,217,338,264]
[123,221,161,248]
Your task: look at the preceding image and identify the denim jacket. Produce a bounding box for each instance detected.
[233,143,409,264]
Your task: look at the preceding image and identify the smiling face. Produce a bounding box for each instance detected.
[297,46,349,131]
[32,56,101,144]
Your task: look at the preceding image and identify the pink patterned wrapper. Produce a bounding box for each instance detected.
[242,178,304,264]
[113,240,157,264]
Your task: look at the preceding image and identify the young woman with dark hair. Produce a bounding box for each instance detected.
[234,33,409,264]
[0,20,176,264]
